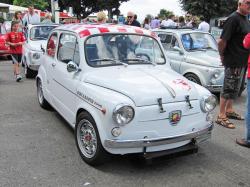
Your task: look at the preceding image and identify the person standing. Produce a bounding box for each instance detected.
[216,0,250,129]
[42,12,53,24]
[22,5,40,26]
[236,32,250,147]
[142,17,151,30]
[12,11,23,32]
[150,17,160,29]
[125,11,141,27]
[161,14,176,27]
[198,16,210,32]
[96,11,107,24]
[5,21,26,82]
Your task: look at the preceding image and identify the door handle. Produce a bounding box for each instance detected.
[52,63,56,67]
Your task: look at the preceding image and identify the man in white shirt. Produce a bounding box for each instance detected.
[161,15,176,27]
[198,16,210,32]
[22,5,40,26]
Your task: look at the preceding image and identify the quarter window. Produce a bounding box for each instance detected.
[47,33,58,58]
[57,33,79,64]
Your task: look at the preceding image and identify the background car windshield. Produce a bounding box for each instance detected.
[30,26,56,40]
[85,34,165,67]
[181,33,217,51]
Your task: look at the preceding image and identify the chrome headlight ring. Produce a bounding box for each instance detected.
[200,95,217,113]
[112,104,135,126]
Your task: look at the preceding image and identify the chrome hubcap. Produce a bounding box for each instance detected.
[77,119,97,158]
[37,81,44,104]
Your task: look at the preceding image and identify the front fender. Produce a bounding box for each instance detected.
[182,68,206,86]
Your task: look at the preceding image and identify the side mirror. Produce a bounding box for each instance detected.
[41,44,45,53]
[67,61,81,72]
[173,46,184,55]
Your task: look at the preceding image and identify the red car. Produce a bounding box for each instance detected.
[0,23,11,57]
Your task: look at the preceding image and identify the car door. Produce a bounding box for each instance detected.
[157,32,184,73]
[44,32,58,99]
[50,32,81,123]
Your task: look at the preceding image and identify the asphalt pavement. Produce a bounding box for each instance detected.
[0,59,250,187]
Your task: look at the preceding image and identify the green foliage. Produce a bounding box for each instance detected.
[158,9,174,19]
[179,0,238,21]
[13,0,49,10]
[59,0,129,19]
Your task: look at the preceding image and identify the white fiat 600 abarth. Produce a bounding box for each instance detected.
[36,24,216,166]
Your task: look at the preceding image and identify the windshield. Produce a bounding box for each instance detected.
[30,26,57,40]
[85,34,166,67]
[181,33,218,51]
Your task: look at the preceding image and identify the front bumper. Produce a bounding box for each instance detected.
[28,64,39,71]
[206,84,222,93]
[104,123,213,149]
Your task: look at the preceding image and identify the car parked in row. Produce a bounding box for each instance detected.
[0,22,11,57]
[154,28,224,93]
[36,24,216,166]
[22,24,58,78]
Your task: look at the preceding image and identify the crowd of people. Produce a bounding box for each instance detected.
[124,12,210,32]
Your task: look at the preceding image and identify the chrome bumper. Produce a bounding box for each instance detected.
[104,123,213,149]
[28,64,39,71]
[206,85,222,93]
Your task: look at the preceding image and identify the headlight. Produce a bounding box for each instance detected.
[213,69,220,78]
[200,95,217,113]
[112,104,134,125]
[32,53,40,60]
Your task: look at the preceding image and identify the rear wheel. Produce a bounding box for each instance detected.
[75,112,109,166]
[184,73,201,85]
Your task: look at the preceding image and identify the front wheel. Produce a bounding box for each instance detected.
[37,78,51,109]
[25,64,37,78]
[184,73,201,85]
[75,112,109,166]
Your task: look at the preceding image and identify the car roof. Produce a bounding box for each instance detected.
[55,23,156,38]
[153,28,209,35]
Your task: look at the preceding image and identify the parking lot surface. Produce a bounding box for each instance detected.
[0,59,249,186]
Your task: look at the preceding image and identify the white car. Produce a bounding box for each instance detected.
[22,24,58,78]
[36,24,216,166]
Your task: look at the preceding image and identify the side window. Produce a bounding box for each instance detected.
[47,33,58,58]
[170,36,180,49]
[158,33,172,50]
[57,33,79,64]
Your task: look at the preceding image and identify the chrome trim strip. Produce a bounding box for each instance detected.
[104,123,213,148]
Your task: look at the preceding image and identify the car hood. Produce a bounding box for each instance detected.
[186,50,222,67]
[27,40,47,52]
[84,67,199,106]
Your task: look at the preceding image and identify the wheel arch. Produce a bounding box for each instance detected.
[183,69,206,86]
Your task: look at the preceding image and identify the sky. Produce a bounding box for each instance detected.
[119,0,184,22]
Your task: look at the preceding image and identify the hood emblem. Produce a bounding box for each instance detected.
[169,110,182,125]
[185,95,193,109]
[157,98,166,113]
[173,79,191,91]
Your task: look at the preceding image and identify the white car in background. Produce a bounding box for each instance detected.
[36,24,216,166]
[22,24,58,78]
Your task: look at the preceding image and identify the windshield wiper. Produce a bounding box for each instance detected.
[122,58,157,66]
[201,46,218,51]
[33,37,47,40]
[90,58,128,66]
[188,48,206,52]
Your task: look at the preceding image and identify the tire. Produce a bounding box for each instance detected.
[184,73,201,85]
[25,64,37,78]
[37,78,51,110]
[75,112,109,166]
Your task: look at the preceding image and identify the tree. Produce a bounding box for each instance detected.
[1,0,14,4]
[158,9,174,20]
[179,0,238,22]
[59,0,129,19]
[13,0,49,10]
